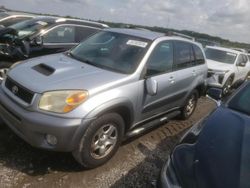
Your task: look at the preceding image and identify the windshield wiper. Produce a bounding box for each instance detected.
[66,51,95,65]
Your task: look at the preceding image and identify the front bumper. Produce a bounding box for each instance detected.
[207,73,225,88]
[0,87,93,152]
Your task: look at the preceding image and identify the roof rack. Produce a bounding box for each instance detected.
[165,31,195,41]
[55,17,109,28]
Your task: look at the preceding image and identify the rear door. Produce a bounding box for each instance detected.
[171,41,197,106]
[42,24,77,53]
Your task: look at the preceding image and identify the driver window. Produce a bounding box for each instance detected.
[146,41,173,77]
[43,25,76,43]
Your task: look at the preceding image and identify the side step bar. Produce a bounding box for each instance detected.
[125,110,181,138]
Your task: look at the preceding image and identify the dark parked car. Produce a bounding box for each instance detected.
[0,11,34,28]
[0,16,108,78]
[159,81,250,188]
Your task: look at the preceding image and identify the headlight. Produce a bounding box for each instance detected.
[39,90,88,113]
[209,69,230,75]
[216,70,230,75]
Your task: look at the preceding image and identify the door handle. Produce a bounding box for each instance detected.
[169,76,175,84]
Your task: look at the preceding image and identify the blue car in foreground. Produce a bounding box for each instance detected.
[159,81,250,188]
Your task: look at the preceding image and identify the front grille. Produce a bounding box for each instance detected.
[5,77,34,104]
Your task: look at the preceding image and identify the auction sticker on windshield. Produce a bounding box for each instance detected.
[127,40,148,48]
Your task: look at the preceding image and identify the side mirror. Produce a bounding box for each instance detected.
[206,88,222,106]
[237,61,246,67]
[146,78,158,96]
[34,35,43,46]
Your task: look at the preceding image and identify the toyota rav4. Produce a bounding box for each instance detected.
[0,28,207,168]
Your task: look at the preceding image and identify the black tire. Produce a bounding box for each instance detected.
[179,90,198,120]
[72,113,125,168]
[222,77,233,96]
[0,62,13,81]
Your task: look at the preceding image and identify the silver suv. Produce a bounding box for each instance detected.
[0,29,207,168]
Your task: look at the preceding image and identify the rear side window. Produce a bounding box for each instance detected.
[146,41,174,76]
[193,45,205,65]
[43,25,76,43]
[75,26,100,43]
[174,41,193,70]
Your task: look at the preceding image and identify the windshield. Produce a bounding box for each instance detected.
[227,83,250,116]
[9,18,52,38]
[0,12,8,19]
[69,31,151,74]
[205,48,237,64]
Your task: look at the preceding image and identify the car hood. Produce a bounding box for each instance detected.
[172,106,250,188]
[207,59,234,71]
[7,53,128,93]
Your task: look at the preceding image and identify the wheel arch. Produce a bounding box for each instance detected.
[85,98,135,132]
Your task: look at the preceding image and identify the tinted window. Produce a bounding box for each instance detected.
[205,48,237,64]
[174,41,193,70]
[146,41,173,76]
[0,17,32,27]
[43,25,76,43]
[70,31,150,74]
[193,45,205,65]
[75,26,100,42]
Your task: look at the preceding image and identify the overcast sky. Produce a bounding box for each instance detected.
[1,0,249,43]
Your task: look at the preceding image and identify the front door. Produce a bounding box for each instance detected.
[141,41,176,120]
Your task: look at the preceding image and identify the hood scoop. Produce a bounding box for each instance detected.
[32,63,55,76]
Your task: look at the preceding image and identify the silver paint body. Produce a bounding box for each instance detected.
[0,29,207,151]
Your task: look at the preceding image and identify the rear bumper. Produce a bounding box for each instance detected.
[0,87,93,152]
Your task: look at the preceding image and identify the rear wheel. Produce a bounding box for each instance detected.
[180,90,198,120]
[0,62,12,81]
[72,113,124,168]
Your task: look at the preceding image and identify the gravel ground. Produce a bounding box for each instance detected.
[0,97,215,188]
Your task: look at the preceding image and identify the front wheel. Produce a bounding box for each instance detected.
[179,90,198,120]
[223,77,233,96]
[72,113,124,168]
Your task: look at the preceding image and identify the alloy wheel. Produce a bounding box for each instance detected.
[90,124,118,159]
